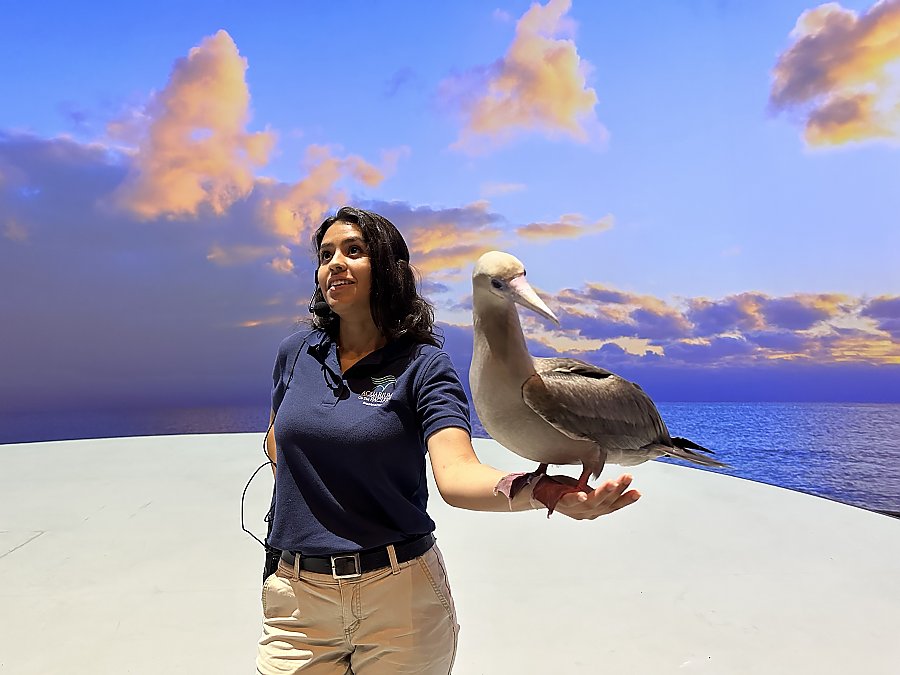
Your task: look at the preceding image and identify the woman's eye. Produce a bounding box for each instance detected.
[349,245,361,255]
[491,279,503,289]
[320,251,332,262]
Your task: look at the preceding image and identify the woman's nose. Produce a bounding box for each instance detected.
[329,252,346,270]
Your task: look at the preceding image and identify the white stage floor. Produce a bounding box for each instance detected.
[1,434,898,674]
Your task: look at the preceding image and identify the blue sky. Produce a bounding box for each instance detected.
[1,0,898,415]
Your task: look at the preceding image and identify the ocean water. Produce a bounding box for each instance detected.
[1,402,898,514]
[654,402,900,514]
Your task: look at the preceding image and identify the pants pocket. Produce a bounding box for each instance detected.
[261,571,301,620]
[261,570,276,613]
[417,546,457,622]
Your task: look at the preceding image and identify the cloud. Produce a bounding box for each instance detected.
[770,0,900,146]
[409,223,503,275]
[862,295,900,318]
[0,132,127,231]
[2,117,897,421]
[380,146,412,175]
[556,306,637,339]
[98,29,394,263]
[758,293,848,330]
[256,144,385,243]
[744,329,813,354]
[270,245,295,275]
[445,0,605,152]
[688,292,849,334]
[481,181,527,196]
[112,30,277,218]
[207,243,278,266]
[419,278,452,297]
[660,336,757,365]
[367,199,507,276]
[566,308,689,342]
[687,294,768,334]
[526,281,895,367]
[0,131,305,413]
[862,295,900,337]
[558,283,680,316]
[824,326,900,363]
[437,321,900,404]
[516,212,613,241]
[552,284,692,341]
[206,241,296,275]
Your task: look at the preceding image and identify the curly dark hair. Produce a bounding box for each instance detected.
[309,206,441,348]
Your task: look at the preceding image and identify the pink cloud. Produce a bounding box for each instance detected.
[536,283,894,366]
[112,30,276,219]
[516,212,613,241]
[770,1,900,146]
[256,144,385,244]
[446,0,605,153]
[366,199,507,276]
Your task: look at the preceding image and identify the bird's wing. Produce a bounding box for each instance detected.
[525,357,670,445]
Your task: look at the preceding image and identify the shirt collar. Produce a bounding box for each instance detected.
[310,330,415,376]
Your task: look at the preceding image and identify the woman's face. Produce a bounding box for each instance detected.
[316,221,373,320]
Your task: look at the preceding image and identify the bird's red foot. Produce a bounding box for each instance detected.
[531,474,594,516]
[495,464,594,517]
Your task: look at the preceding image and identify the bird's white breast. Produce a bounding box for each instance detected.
[471,357,591,466]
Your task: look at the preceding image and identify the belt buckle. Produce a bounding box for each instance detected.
[331,553,361,579]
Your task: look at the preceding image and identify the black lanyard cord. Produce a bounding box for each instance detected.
[240,342,303,549]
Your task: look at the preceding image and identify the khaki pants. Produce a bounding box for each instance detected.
[257,544,459,674]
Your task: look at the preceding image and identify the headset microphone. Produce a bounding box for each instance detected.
[312,301,331,317]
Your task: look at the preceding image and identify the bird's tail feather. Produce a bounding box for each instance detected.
[646,437,728,468]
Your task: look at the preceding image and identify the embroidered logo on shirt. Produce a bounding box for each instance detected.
[358,375,396,406]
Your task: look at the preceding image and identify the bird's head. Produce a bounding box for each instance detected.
[472,251,559,325]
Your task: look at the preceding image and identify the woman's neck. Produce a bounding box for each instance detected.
[337,318,386,369]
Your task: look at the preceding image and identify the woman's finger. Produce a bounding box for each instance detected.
[595,475,632,504]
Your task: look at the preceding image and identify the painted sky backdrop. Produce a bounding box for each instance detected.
[1,0,898,418]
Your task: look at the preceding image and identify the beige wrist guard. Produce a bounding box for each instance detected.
[493,472,546,510]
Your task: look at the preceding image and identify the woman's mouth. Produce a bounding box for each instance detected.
[328,279,354,291]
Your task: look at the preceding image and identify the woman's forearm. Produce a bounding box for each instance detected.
[427,427,539,512]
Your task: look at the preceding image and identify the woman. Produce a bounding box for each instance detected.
[257,207,641,674]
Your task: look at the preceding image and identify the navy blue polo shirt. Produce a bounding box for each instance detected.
[268,329,471,555]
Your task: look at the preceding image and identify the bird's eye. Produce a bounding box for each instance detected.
[491,279,503,289]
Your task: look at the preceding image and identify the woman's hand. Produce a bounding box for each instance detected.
[542,473,641,520]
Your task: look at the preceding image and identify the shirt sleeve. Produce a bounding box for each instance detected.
[416,350,472,442]
[272,338,291,414]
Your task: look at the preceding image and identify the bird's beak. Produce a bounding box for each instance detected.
[508,276,559,325]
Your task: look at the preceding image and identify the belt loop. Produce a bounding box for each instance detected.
[293,552,301,581]
[386,544,401,575]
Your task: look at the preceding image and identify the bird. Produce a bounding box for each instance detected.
[470,251,725,514]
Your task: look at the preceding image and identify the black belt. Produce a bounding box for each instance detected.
[280,533,435,579]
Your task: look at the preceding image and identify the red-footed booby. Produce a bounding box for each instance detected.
[471,251,725,514]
